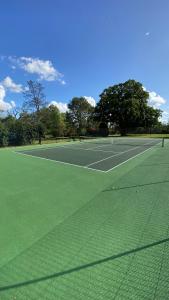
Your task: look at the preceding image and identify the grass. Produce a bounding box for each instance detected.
[128,133,169,138]
[0,141,169,299]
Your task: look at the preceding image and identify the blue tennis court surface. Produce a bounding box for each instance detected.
[16,137,162,172]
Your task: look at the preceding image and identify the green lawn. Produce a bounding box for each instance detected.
[128,133,169,138]
[0,142,169,299]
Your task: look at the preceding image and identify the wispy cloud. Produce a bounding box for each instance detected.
[0,55,6,61]
[9,56,66,83]
[1,76,23,93]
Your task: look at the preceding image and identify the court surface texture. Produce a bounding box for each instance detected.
[0,137,169,300]
[16,137,161,172]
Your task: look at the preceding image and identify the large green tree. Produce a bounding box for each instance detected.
[95,80,161,135]
[67,97,93,135]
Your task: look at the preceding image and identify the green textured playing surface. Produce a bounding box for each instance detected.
[16,137,162,172]
[0,140,169,299]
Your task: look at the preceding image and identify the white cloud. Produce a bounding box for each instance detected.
[84,96,96,107]
[0,85,5,100]
[160,111,169,124]
[49,101,68,113]
[2,76,23,93]
[144,87,166,108]
[0,85,14,111]
[148,91,166,108]
[49,96,96,113]
[9,56,65,83]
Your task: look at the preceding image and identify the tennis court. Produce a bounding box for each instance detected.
[1,137,169,299]
[16,137,162,172]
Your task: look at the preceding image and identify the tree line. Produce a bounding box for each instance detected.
[0,79,167,147]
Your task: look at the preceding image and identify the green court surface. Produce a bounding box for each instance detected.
[0,138,169,299]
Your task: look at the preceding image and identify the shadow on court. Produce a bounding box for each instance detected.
[103,180,169,192]
[1,236,169,292]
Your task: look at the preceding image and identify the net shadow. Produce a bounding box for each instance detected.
[103,180,169,192]
[0,236,169,292]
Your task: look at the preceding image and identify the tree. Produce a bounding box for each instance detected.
[144,106,161,132]
[23,80,47,144]
[19,112,37,144]
[0,120,8,146]
[95,79,161,135]
[65,111,77,136]
[9,106,21,118]
[4,117,23,146]
[67,97,93,135]
[59,112,66,136]
[40,105,66,137]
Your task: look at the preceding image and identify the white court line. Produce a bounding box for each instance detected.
[54,145,118,153]
[87,146,140,167]
[105,140,162,172]
[15,139,162,173]
[19,144,118,154]
[82,139,157,152]
[79,142,118,151]
[15,151,107,173]
[91,139,155,148]
[86,140,160,168]
[53,142,120,153]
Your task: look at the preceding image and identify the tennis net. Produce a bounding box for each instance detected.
[79,136,164,147]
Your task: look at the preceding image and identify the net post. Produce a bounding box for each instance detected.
[162,137,164,147]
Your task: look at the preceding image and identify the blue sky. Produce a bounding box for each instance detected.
[0,0,169,122]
